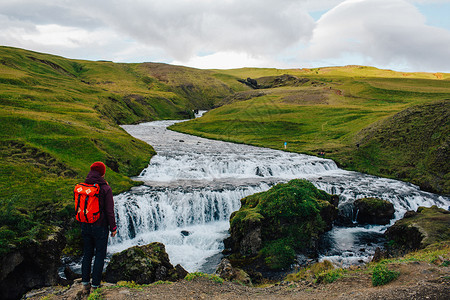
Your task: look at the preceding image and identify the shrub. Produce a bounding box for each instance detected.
[441,261,450,267]
[87,289,103,300]
[371,263,400,286]
[0,197,42,255]
[260,238,296,269]
[316,268,344,283]
[286,260,339,283]
[185,272,224,284]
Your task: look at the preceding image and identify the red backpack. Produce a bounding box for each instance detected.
[74,183,101,223]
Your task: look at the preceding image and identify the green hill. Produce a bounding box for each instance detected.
[170,67,450,194]
[1,46,449,257]
[0,46,234,255]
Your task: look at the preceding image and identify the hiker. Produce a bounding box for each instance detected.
[78,162,117,294]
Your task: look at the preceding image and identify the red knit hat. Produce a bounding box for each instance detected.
[90,161,106,176]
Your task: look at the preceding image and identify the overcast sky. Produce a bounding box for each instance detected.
[1,0,450,72]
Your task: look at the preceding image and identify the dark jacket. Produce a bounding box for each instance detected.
[84,170,117,232]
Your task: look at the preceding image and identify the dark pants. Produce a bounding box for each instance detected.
[81,223,109,286]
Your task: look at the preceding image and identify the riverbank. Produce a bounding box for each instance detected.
[24,259,450,299]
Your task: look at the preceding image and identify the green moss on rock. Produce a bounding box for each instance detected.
[353,197,395,225]
[104,242,187,284]
[227,179,338,271]
[386,206,450,250]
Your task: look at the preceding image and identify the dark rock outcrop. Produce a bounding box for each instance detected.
[229,217,262,257]
[104,242,187,284]
[238,75,314,90]
[238,77,260,89]
[0,226,66,300]
[371,247,389,262]
[225,179,338,276]
[215,258,252,285]
[385,206,450,251]
[353,197,395,225]
[63,266,81,281]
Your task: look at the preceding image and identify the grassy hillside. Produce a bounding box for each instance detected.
[0,46,234,255]
[1,46,448,256]
[336,99,449,193]
[171,66,450,194]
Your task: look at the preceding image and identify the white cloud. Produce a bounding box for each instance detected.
[20,25,96,48]
[172,51,275,69]
[0,0,450,71]
[303,0,450,71]
[74,0,315,61]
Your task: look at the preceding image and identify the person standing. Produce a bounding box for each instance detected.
[80,162,117,294]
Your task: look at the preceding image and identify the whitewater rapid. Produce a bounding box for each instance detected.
[107,118,449,271]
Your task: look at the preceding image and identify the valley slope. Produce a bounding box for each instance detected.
[0,46,235,255]
[171,66,450,195]
[0,46,448,258]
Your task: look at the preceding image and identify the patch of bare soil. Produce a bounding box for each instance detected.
[279,88,330,105]
[23,261,449,300]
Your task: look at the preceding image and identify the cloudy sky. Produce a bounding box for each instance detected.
[1,0,450,72]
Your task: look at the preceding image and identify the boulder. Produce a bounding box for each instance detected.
[225,179,338,273]
[0,226,66,300]
[215,258,252,285]
[385,206,450,251]
[353,197,395,225]
[371,247,389,262]
[104,242,187,284]
[228,215,262,257]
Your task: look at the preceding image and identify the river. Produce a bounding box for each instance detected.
[105,117,449,273]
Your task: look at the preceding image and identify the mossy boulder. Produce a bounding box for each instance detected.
[0,226,66,300]
[215,258,252,286]
[353,197,395,225]
[104,242,188,284]
[226,179,338,272]
[385,206,450,251]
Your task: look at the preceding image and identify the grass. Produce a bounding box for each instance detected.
[371,263,400,286]
[285,242,449,288]
[286,260,343,283]
[369,242,449,286]
[0,46,234,255]
[84,280,174,300]
[1,46,449,258]
[171,66,450,194]
[184,272,225,284]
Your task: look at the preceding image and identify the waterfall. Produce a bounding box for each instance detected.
[108,120,450,272]
[108,183,270,271]
[137,151,339,182]
[313,174,448,221]
[111,184,269,243]
[352,209,359,224]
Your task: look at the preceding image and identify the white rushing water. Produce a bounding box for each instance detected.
[108,118,449,272]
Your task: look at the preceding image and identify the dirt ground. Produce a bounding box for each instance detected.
[23,261,449,300]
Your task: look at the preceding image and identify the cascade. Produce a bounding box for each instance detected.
[107,120,450,272]
[352,209,359,224]
[108,184,269,271]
